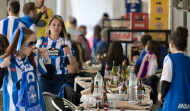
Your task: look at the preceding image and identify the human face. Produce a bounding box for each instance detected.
[36,0,44,7]
[169,41,174,53]
[19,34,36,58]
[49,18,62,37]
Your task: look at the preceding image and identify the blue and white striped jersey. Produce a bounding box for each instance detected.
[3,55,46,111]
[0,16,25,42]
[36,37,75,75]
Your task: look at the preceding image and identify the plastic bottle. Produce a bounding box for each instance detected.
[128,66,137,101]
[94,72,103,88]
[90,48,96,65]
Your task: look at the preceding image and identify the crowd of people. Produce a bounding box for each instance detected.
[0,0,190,111]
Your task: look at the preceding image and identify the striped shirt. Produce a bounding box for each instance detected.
[0,16,25,42]
[3,55,46,111]
[36,37,75,75]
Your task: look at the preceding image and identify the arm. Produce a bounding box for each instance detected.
[34,12,43,24]
[159,56,172,103]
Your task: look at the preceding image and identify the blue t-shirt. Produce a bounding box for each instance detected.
[95,40,108,54]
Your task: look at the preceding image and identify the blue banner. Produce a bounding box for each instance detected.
[125,0,141,13]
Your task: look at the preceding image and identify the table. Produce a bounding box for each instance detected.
[75,77,153,111]
[74,77,91,91]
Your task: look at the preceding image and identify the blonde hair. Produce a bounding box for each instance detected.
[44,15,68,38]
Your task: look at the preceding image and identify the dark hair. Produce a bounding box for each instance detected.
[70,18,77,25]
[106,42,128,66]
[4,28,36,70]
[140,34,152,46]
[103,13,109,17]
[23,2,35,15]
[170,26,188,51]
[147,40,161,68]
[45,15,68,38]
[8,1,20,14]
[94,25,101,41]
[0,34,9,55]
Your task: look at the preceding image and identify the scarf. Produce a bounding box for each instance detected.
[15,56,42,111]
[137,51,156,78]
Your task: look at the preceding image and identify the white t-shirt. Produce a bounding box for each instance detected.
[161,51,184,83]
[148,58,158,76]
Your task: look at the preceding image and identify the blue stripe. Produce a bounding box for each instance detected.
[3,18,9,36]
[10,62,19,111]
[3,71,10,111]
[51,42,56,74]
[12,19,19,34]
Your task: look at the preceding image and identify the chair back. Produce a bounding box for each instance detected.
[43,92,57,111]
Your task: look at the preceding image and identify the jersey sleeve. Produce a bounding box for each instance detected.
[36,37,44,48]
[161,56,172,83]
[34,53,47,76]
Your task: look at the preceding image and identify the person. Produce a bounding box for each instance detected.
[135,34,167,73]
[89,25,101,50]
[67,17,77,39]
[20,2,38,37]
[137,40,161,104]
[36,15,77,94]
[79,25,91,61]
[95,28,109,54]
[101,42,129,76]
[158,26,190,111]
[0,1,25,41]
[0,34,9,111]
[0,27,54,111]
[72,28,85,69]
[137,40,161,79]
[35,0,54,39]
[98,13,110,28]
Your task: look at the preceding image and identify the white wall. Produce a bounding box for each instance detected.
[69,0,125,39]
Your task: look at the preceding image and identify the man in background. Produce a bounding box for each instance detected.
[35,0,54,39]
[0,1,25,41]
[20,2,38,37]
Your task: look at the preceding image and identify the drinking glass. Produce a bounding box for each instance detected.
[93,88,103,110]
[61,38,71,57]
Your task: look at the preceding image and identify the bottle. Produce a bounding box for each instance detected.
[90,48,96,65]
[94,72,103,88]
[128,66,137,101]
[137,79,143,91]
[112,61,118,85]
[121,63,126,82]
[121,81,127,94]
[124,60,128,78]
[102,81,107,103]
[90,77,94,94]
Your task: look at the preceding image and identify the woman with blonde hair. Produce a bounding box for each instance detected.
[36,15,77,94]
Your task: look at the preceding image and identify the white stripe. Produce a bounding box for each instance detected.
[7,69,15,111]
[56,42,62,74]
[0,21,3,35]
[7,18,14,41]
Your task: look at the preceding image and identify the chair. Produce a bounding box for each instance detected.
[52,95,76,111]
[43,92,57,111]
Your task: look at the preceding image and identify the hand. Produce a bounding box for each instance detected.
[40,6,47,13]
[158,93,163,104]
[0,56,11,68]
[37,48,49,59]
[63,47,72,55]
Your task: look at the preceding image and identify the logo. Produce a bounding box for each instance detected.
[48,48,61,58]
[44,42,48,45]
[28,85,37,104]
[178,103,190,109]
[36,20,46,27]
[155,22,163,29]
[134,23,145,28]
[10,68,16,72]
[155,6,163,14]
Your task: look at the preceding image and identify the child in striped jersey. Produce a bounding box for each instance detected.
[0,27,54,111]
